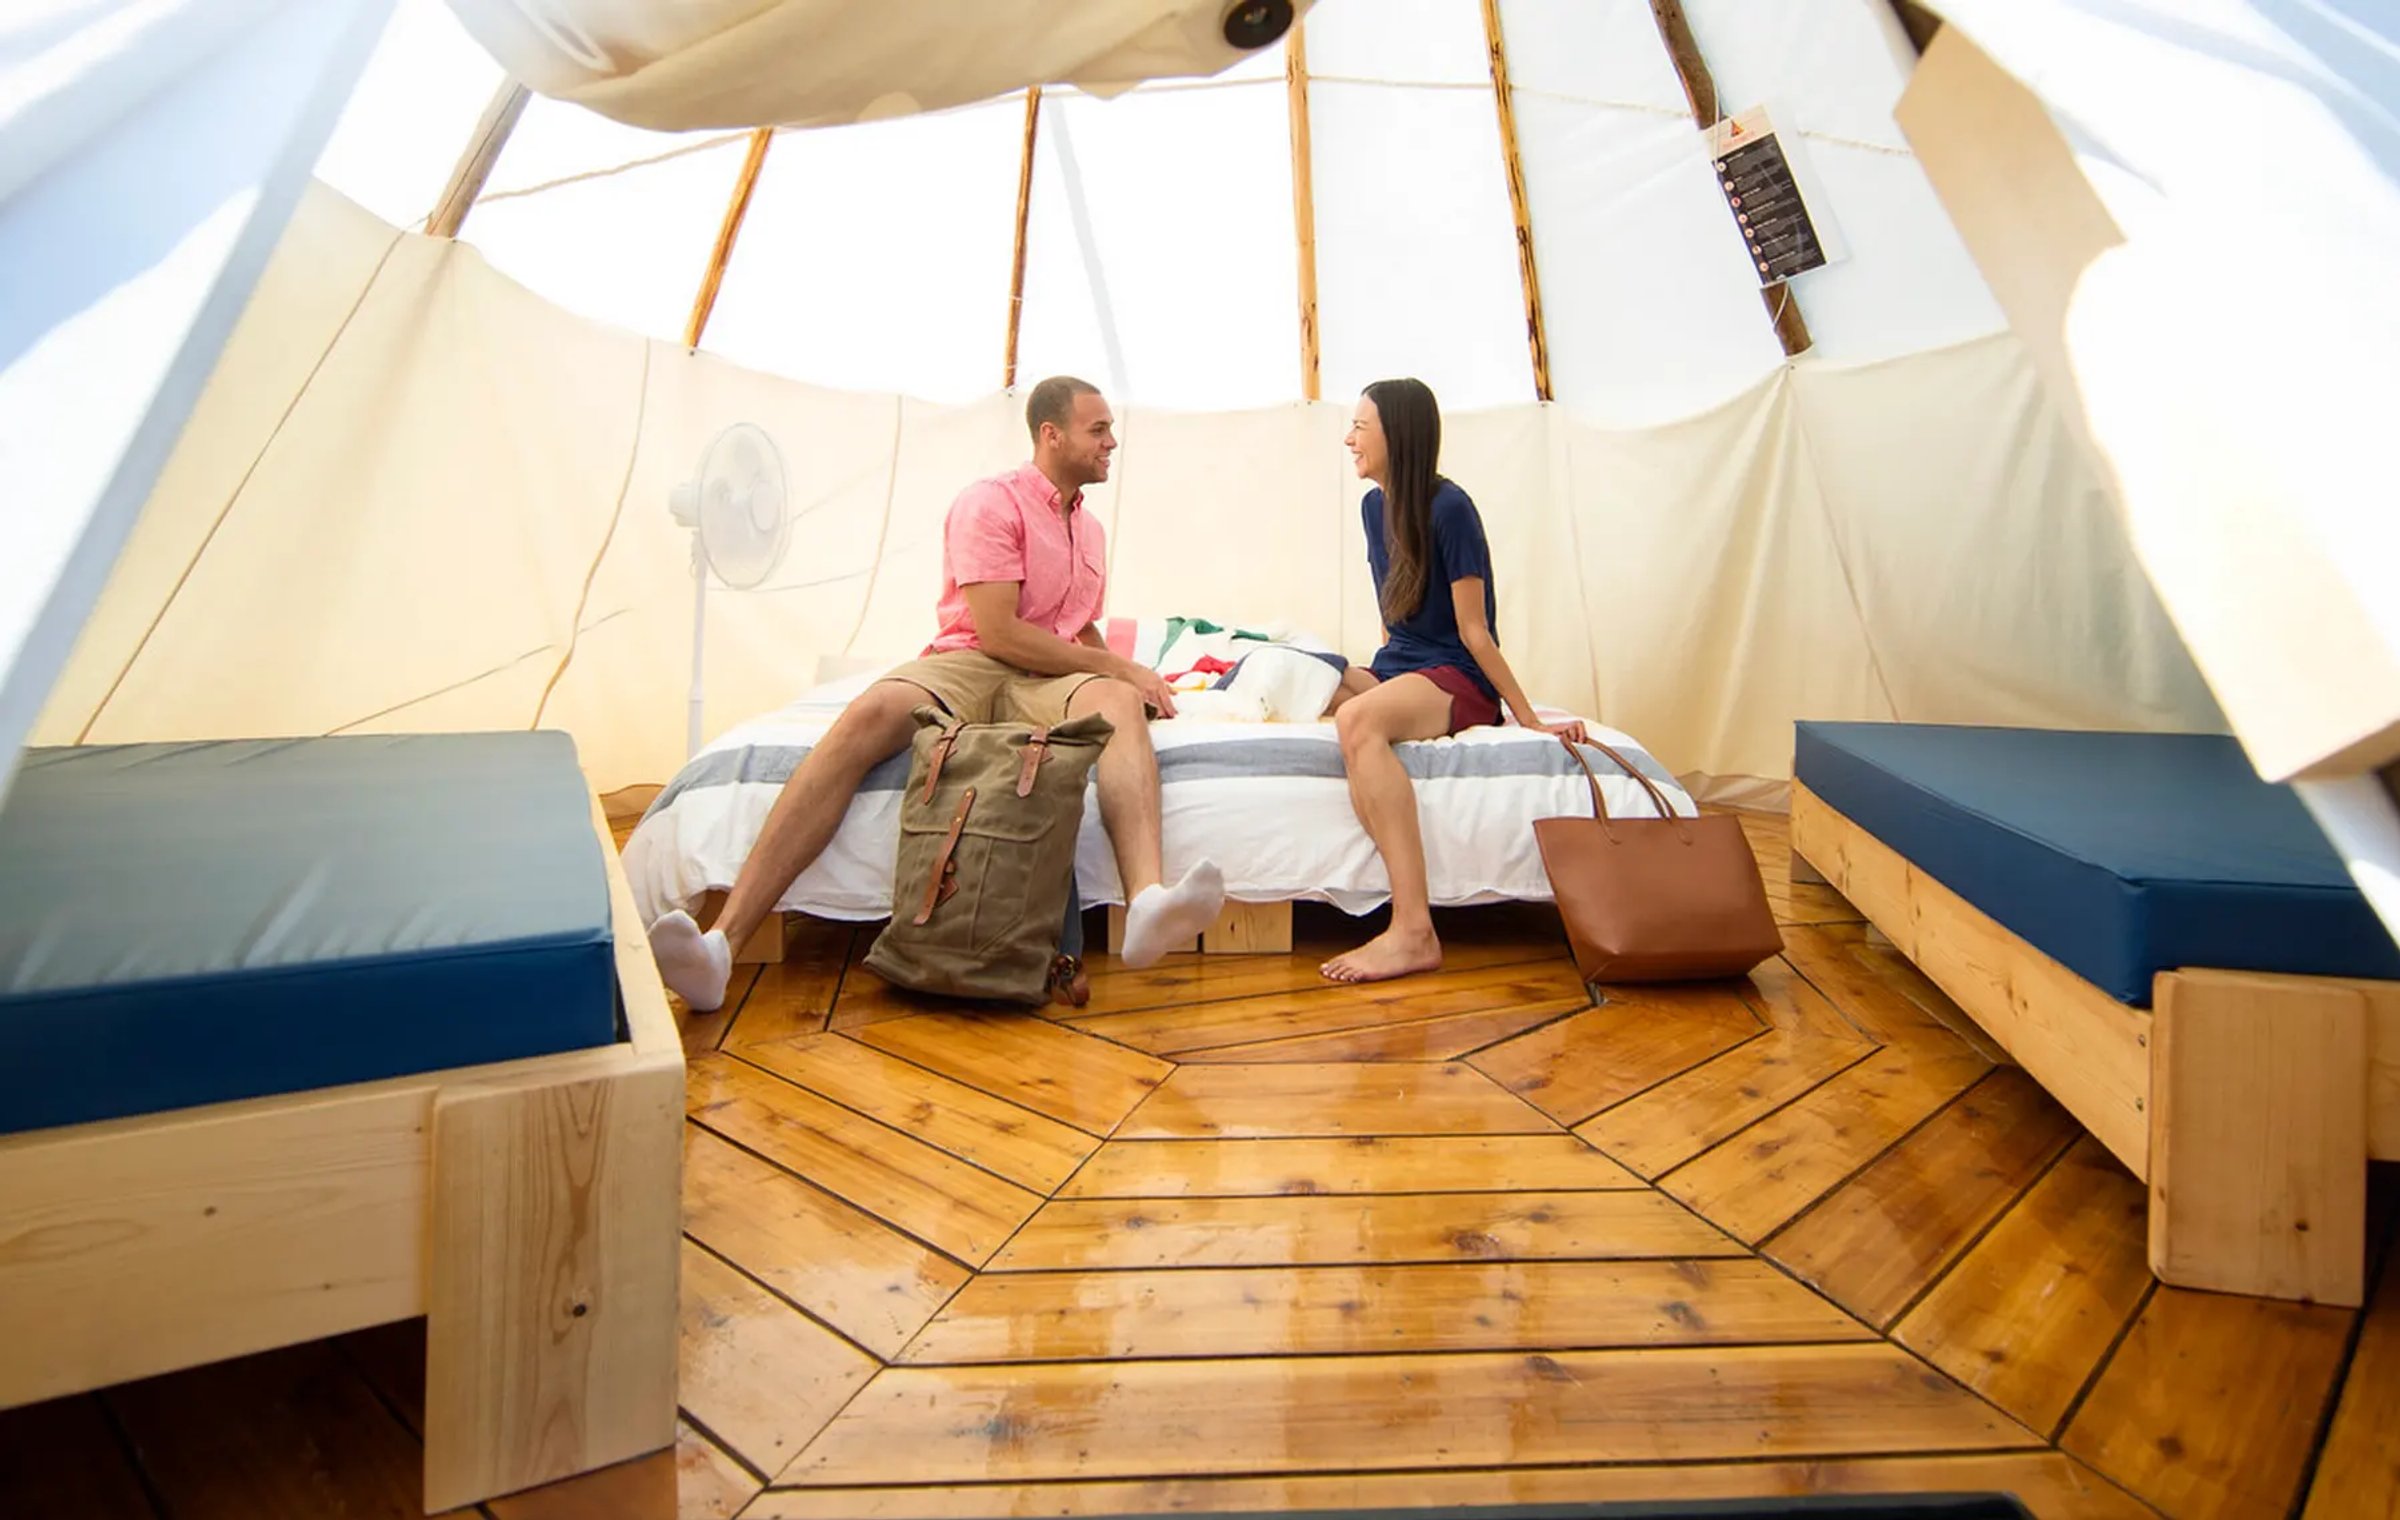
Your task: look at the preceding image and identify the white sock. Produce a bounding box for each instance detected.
[648,909,733,1012]
[1120,860,1226,970]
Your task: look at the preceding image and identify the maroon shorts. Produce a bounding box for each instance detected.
[1415,665,1501,735]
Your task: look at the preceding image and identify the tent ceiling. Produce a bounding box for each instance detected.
[314,0,2009,424]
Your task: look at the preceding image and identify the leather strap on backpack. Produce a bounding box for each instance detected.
[921,717,966,805]
[1016,728,1051,797]
[913,786,976,925]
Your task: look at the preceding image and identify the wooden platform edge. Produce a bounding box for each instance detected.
[1789,782,2151,1177]
[0,790,688,1486]
[1108,898,1295,957]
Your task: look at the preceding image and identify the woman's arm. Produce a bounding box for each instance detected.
[1451,576,1586,743]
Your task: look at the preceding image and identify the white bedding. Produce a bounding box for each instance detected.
[623,670,1697,925]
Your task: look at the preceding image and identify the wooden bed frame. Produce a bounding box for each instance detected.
[0,794,684,1513]
[727,897,1297,964]
[1792,782,2400,1308]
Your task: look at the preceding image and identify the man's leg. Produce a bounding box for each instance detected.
[1323,674,1454,983]
[1060,676,1223,969]
[648,679,926,1010]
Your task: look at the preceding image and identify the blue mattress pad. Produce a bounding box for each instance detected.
[0,732,621,1135]
[1794,722,2400,1006]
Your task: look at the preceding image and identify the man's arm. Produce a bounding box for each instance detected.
[962,584,1178,714]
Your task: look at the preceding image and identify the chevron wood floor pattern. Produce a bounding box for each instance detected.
[7,812,2396,1519]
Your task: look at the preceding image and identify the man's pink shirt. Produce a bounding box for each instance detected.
[926,461,1108,655]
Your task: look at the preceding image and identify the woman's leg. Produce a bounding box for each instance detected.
[1323,673,1455,983]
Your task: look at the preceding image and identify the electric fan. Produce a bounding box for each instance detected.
[669,422,789,757]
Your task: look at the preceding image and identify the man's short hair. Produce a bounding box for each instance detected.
[1026,375,1100,443]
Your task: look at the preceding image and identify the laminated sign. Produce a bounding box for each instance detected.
[1706,107,1837,286]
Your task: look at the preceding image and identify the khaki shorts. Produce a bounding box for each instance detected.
[879,649,1101,728]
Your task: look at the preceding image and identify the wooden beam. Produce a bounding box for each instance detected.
[683,128,775,350]
[1002,88,1043,389]
[425,80,530,238]
[1286,24,1321,401]
[1645,0,1813,357]
[1479,0,1550,401]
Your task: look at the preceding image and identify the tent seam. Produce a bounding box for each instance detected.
[839,394,908,657]
[470,131,754,208]
[531,337,656,730]
[75,228,410,745]
[1787,371,1902,720]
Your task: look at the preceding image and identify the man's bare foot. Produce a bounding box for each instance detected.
[1321,925,1443,983]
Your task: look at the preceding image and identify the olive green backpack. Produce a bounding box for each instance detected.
[864,706,1111,1005]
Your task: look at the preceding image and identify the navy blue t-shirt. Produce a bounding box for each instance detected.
[1363,479,1499,700]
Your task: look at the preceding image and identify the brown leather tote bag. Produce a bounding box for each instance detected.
[1533,737,1782,983]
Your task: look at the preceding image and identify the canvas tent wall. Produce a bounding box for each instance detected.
[21,0,2240,815]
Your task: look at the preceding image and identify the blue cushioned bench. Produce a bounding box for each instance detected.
[1790,722,2400,1307]
[0,733,683,1511]
[0,733,622,1135]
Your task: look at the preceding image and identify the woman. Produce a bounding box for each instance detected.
[1322,378,1585,983]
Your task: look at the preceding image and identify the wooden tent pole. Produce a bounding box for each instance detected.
[1479,0,1551,401]
[1286,24,1321,401]
[683,128,775,350]
[425,81,530,238]
[1003,88,1042,390]
[1645,0,1813,357]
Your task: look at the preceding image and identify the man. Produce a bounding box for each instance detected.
[647,376,1225,1011]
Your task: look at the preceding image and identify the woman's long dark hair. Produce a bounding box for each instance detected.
[1367,378,1443,625]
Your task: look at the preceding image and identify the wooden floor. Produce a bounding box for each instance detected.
[7,812,2397,1519]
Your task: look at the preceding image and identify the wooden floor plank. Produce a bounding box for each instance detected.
[987,1192,1740,1271]
[676,964,762,1057]
[827,963,1034,1032]
[1467,992,1763,1125]
[1659,1048,1992,1243]
[1780,921,1998,1058]
[782,1345,2031,1485]
[677,1239,878,1483]
[735,1034,1098,1193]
[1067,962,1590,1057]
[1059,1134,1640,1199]
[2305,1218,2400,1518]
[686,1053,1042,1264]
[105,1343,431,1519]
[0,1393,159,1520]
[722,934,851,1048]
[901,1259,1871,1364]
[1576,1030,1878,1179]
[682,1124,971,1359]
[1766,1065,2082,1327]
[855,1013,1171,1135]
[482,1419,756,1520]
[2062,1283,2354,1519]
[1744,955,1876,1041]
[1895,1135,2155,1438]
[1117,1062,1550,1138]
[751,1450,2148,1518]
[1174,996,1589,1064]
[1073,937,1558,1020]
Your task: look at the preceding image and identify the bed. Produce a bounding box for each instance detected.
[0,733,682,1512]
[1789,721,2400,1306]
[624,668,1696,957]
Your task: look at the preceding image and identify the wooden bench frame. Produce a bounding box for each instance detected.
[1792,782,2400,1307]
[0,795,684,1512]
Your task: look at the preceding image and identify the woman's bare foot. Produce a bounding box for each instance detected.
[1321,925,1443,983]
